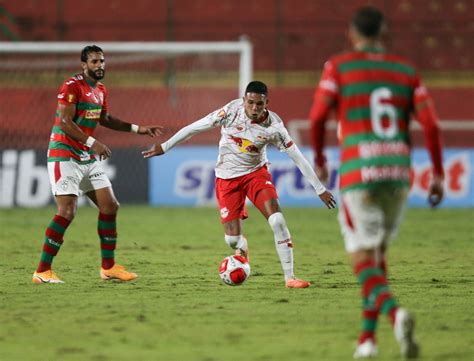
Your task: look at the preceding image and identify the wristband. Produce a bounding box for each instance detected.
[131,124,139,133]
[85,136,96,147]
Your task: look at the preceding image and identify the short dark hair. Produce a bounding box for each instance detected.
[352,6,384,38]
[245,81,268,96]
[81,45,104,62]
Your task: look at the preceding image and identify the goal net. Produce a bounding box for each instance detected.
[0,40,252,149]
[0,40,252,206]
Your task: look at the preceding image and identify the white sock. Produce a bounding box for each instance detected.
[224,234,246,251]
[268,212,294,280]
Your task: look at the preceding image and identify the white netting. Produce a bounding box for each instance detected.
[0,41,252,149]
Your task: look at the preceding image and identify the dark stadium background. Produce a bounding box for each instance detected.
[0,0,472,206]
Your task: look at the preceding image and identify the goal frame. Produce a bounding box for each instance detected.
[0,38,253,96]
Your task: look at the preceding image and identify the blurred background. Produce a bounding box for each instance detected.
[0,0,473,207]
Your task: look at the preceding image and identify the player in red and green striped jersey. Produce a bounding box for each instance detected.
[32,45,163,284]
[309,7,444,359]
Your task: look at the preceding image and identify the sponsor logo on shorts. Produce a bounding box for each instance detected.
[220,207,229,219]
[89,171,105,179]
[59,179,69,190]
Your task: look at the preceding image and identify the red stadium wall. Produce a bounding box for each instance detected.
[2,0,473,71]
[1,87,472,149]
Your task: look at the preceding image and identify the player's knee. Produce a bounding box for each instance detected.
[101,199,119,215]
[268,212,287,232]
[57,204,77,221]
[224,234,242,249]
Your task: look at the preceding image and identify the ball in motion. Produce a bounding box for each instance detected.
[219,255,251,286]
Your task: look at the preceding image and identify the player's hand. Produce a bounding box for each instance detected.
[319,190,337,209]
[428,174,444,208]
[315,164,329,184]
[138,125,164,137]
[91,140,112,160]
[142,143,164,158]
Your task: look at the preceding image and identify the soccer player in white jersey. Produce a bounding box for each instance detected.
[143,81,336,288]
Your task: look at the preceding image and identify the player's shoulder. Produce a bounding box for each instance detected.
[222,98,243,116]
[328,51,351,63]
[96,81,107,92]
[226,98,243,110]
[66,73,84,84]
[268,109,282,121]
[328,50,418,74]
[267,110,285,128]
[60,73,88,91]
[382,52,418,71]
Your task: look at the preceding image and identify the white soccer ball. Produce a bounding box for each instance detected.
[219,255,251,286]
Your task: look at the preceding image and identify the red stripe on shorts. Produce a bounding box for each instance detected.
[342,198,355,230]
[54,162,61,183]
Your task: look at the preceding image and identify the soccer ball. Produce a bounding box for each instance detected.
[219,255,251,286]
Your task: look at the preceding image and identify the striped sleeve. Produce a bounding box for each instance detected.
[57,79,80,106]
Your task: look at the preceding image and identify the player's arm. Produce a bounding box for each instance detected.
[57,103,111,160]
[99,112,163,137]
[413,83,444,207]
[274,120,336,209]
[142,116,216,158]
[309,60,338,184]
[286,144,336,209]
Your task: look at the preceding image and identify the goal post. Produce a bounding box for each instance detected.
[0,38,253,148]
[0,39,254,207]
[0,38,253,97]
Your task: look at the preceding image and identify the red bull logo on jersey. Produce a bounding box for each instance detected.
[229,136,259,154]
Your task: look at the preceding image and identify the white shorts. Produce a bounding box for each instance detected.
[338,185,408,253]
[48,160,111,196]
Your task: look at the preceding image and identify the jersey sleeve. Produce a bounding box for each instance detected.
[270,114,295,152]
[309,59,338,166]
[57,78,80,106]
[412,75,444,177]
[313,59,339,100]
[101,84,108,114]
[161,104,230,153]
[207,100,237,127]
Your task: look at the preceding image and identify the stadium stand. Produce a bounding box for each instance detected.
[2,0,472,71]
[0,0,472,148]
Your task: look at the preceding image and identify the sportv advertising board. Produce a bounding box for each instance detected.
[148,147,473,208]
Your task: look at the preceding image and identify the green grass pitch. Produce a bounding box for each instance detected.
[0,206,473,361]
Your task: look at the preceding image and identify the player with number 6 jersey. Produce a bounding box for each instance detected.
[310,37,443,193]
[309,6,444,359]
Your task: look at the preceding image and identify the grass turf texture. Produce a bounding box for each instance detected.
[0,206,473,361]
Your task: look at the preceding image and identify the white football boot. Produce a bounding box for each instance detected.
[353,340,378,358]
[394,308,420,358]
